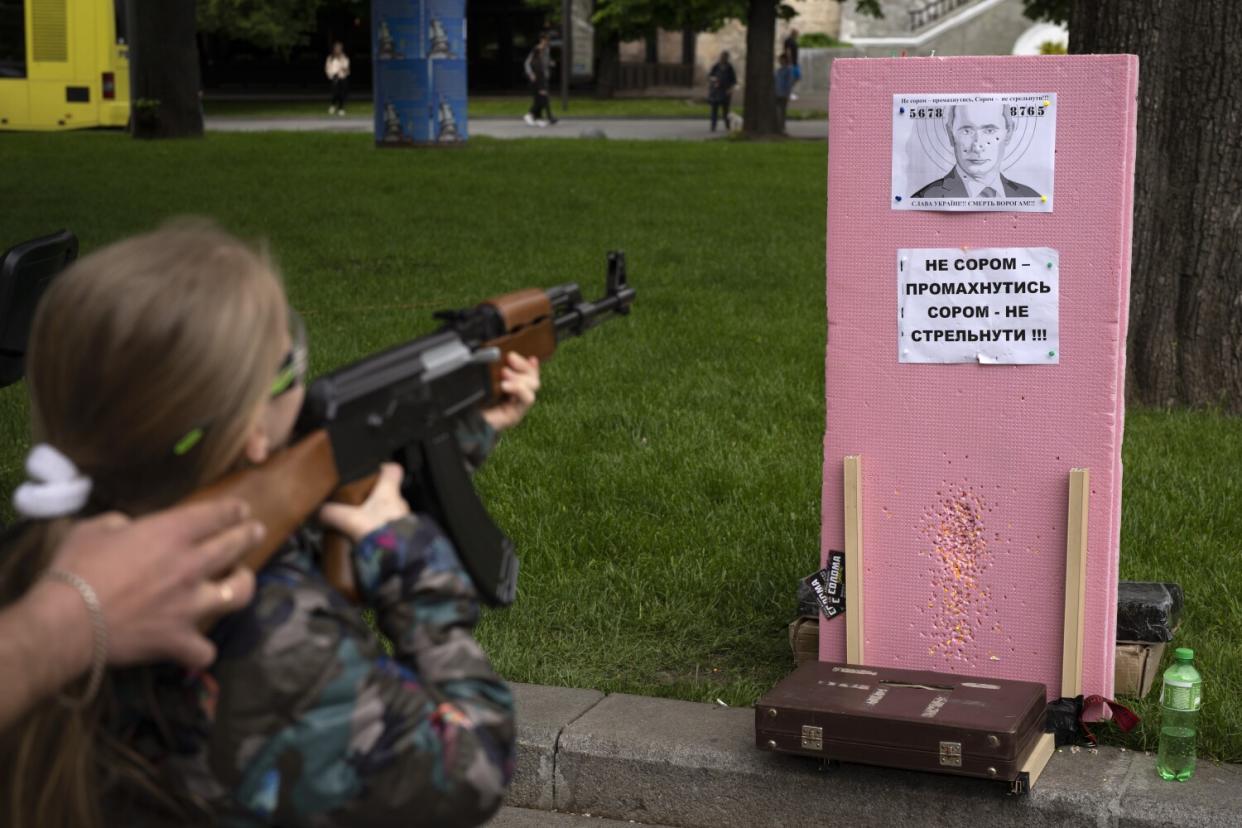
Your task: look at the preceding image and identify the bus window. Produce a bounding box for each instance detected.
[0,0,24,79]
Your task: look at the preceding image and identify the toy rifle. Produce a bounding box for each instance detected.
[187,252,634,607]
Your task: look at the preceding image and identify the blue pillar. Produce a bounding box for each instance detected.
[372,0,467,146]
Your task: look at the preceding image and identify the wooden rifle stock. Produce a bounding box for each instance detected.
[320,473,380,603]
[182,430,341,579]
[184,432,389,603]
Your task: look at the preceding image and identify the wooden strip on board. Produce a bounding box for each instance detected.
[844,455,865,664]
[1020,732,1057,792]
[1061,468,1090,698]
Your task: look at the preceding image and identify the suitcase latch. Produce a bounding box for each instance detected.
[801,725,823,751]
[939,741,962,767]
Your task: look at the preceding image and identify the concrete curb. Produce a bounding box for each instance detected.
[489,807,642,826]
[506,684,1242,828]
[510,684,604,810]
[203,117,828,141]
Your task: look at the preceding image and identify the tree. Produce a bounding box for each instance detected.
[125,0,203,139]
[588,1,728,99]
[740,1,879,137]
[1019,0,1069,25]
[566,1,880,114]
[526,0,743,98]
[739,0,781,136]
[198,0,364,55]
[125,0,363,139]
[1025,0,1242,411]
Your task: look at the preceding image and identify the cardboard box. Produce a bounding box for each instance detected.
[788,616,819,666]
[1114,641,1166,699]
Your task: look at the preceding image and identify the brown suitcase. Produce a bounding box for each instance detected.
[755,661,1056,793]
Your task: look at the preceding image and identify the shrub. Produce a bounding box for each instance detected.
[797,32,849,48]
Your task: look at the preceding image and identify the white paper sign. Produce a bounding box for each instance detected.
[898,248,1060,364]
[892,93,1057,212]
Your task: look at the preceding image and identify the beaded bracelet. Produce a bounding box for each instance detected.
[46,569,108,710]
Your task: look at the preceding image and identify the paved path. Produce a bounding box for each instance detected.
[205,115,827,141]
[490,807,651,826]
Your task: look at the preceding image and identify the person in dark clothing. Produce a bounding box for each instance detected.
[775,53,795,133]
[523,33,557,126]
[783,29,801,100]
[708,51,738,132]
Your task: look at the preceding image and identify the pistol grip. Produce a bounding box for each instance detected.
[322,473,380,604]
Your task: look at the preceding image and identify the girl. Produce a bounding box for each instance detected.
[0,220,538,827]
[325,41,350,115]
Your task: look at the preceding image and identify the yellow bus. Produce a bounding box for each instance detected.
[0,0,129,130]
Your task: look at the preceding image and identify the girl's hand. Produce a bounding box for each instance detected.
[481,352,541,432]
[318,463,411,542]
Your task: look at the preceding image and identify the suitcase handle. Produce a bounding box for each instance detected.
[880,680,956,691]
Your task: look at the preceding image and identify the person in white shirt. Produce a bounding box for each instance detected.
[912,102,1039,199]
[325,41,351,116]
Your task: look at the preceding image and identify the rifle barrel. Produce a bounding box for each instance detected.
[552,291,633,340]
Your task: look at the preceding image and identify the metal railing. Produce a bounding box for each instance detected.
[908,0,976,31]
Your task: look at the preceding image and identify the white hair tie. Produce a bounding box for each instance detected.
[13,444,92,519]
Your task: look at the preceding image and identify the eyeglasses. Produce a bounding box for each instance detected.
[173,307,309,456]
[270,308,308,398]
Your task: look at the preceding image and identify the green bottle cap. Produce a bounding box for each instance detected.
[1174,647,1194,662]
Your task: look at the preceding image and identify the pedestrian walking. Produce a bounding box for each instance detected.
[523,33,557,127]
[783,28,801,101]
[708,51,738,133]
[325,41,350,116]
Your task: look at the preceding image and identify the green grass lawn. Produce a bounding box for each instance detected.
[204,95,828,121]
[0,132,1238,762]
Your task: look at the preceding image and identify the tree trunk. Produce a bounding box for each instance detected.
[1072,1,1242,412]
[126,0,203,139]
[681,26,696,67]
[595,29,620,99]
[742,0,779,136]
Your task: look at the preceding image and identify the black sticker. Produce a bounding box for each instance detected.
[804,550,846,620]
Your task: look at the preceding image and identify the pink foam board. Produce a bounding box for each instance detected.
[820,55,1138,700]
[1108,57,1140,690]
[1103,61,1140,693]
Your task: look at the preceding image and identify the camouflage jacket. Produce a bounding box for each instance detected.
[106,417,515,827]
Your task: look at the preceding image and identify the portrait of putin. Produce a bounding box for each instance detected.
[912,101,1039,199]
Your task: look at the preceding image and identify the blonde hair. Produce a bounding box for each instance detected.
[0,219,288,828]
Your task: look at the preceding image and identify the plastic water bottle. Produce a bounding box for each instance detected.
[1156,647,1202,781]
